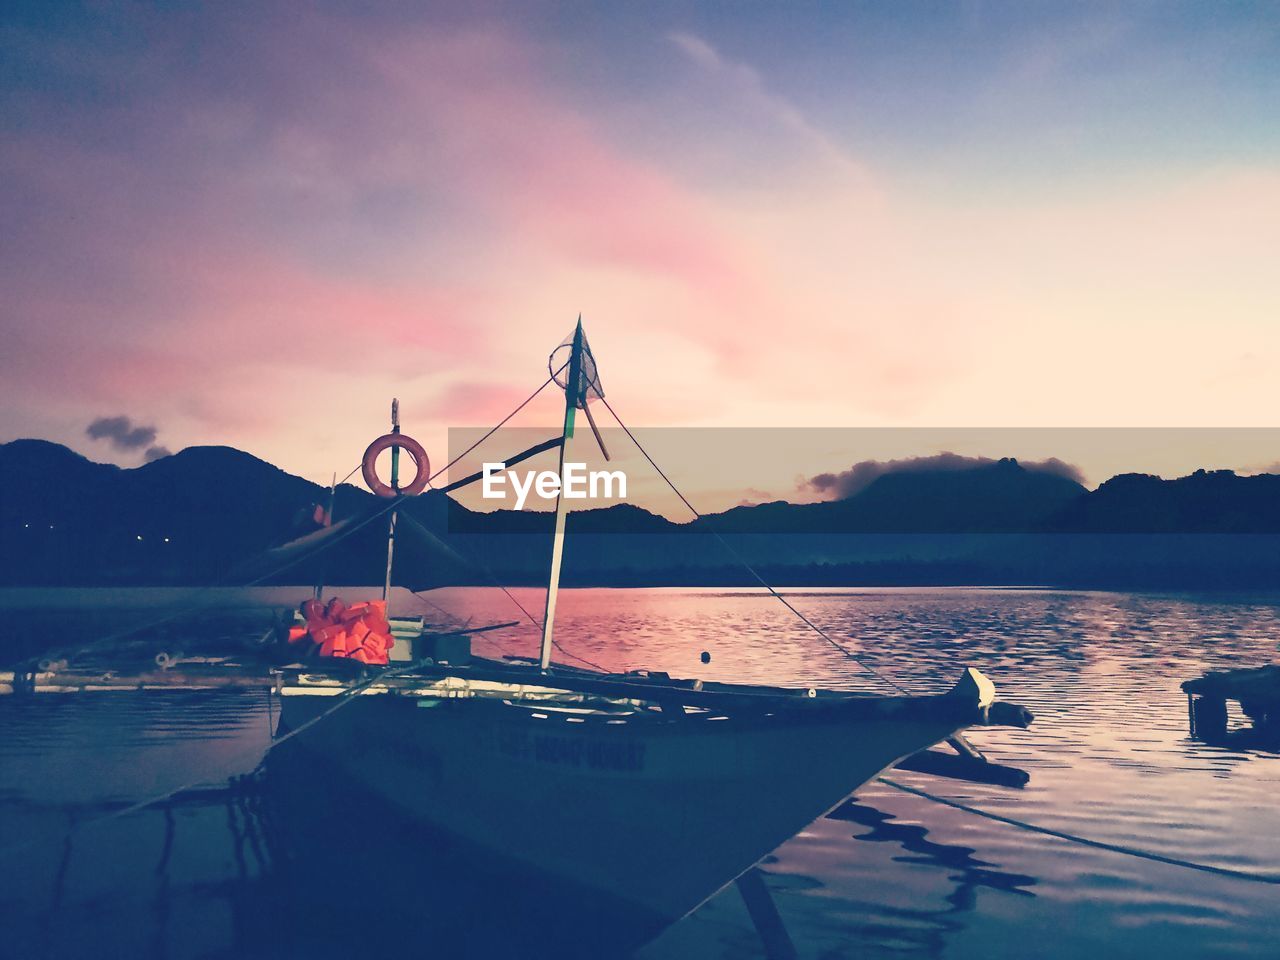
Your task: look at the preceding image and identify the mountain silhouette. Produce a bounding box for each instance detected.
[1047,469,1280,533]
[2,439,1279,589]
[694,458,1085,534]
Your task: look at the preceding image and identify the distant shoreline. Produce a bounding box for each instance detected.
[4,582,1280,610]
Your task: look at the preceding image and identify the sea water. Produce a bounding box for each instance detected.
[1,587,1277,958]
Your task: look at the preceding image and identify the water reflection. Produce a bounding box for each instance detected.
[1187,723,1280,755]
[5,588,1280,959]
[831,799,1038,909]
[25,776,1045,960]
[11,779,276,960]
[773,798,1042,957]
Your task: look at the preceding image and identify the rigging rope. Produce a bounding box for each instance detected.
[337,460,363,487]
[425,369,562,488]
[410,587,466,624]
[406,589,512,661]
[396,510,606,672]
[386,360,605,672]
[877,776,1280,886]
[597,396,907,694]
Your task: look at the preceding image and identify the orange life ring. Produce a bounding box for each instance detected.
[362,433,430,497]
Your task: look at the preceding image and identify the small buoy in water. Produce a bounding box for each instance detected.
[700,651,711,664]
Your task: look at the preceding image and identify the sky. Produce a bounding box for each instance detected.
[3,1,1280,505]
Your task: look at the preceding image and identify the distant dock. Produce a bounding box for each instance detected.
[1183,664,1280,740]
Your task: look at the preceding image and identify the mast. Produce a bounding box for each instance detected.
[314,470,337,601]
[382,398,400,609]
[538,319,585,670]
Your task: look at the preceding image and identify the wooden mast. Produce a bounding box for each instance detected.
[314,470,337,601]
[538,320,584,671]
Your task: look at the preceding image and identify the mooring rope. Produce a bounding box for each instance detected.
[597,394,1280,890]
[598,396,908,694]
[877,776,1280,885]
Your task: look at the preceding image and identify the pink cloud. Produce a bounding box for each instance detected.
[2,12,787,476]
[7,5,1274,491]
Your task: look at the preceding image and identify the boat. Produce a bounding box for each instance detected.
[268,320,1034,956]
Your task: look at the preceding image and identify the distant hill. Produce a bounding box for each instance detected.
[2,439,1279,589]
[694,458,1086,534]
[1047,470,1280,533]
[0,440,354,585]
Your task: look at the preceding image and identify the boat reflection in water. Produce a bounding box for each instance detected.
[833,799,1038,911]
[736,798,1040,960]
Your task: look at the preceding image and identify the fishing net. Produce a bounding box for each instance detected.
[548,323,604,410]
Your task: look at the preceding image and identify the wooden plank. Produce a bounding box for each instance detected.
[1182,664,1280,703]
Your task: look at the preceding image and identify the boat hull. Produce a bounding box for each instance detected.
[276,689,973,954]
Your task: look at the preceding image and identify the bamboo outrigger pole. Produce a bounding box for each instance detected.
[382,398,400,609]
[538,319,584,671]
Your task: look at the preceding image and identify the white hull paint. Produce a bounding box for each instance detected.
[280,686,975,949]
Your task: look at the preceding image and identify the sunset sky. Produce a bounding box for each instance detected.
[3,1,1279,504]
